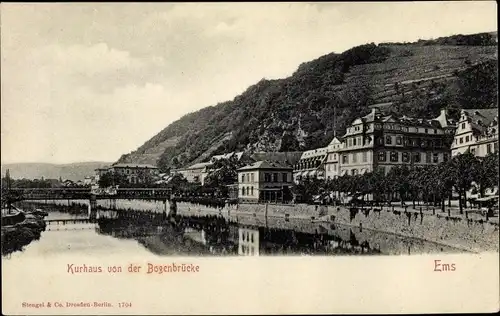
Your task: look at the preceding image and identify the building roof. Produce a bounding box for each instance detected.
[187,162,213,170]
[250,152,303,165]
[299,147,328,160]
[211,151,245,161]
[354,107,455,130]
[237,161,293,171]
[111,163,158,169]
[463,108,498,126]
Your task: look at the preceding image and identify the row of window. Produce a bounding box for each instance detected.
[341,152,369,164]
[241,186,254,196]
[295,160,321,170]
[340,151,448,164]
[241,230,256,243]
[456,134,476,145]
[472,143,499,155]
[376,151,448,163]
[326,164,338,172]
[349,124,439,134]
[327,153,338,161]
[241,172,290,183]
[375,124,438,134]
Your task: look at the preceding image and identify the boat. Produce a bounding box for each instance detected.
[1,206,26,226]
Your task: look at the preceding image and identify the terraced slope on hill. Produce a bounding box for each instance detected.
[117,32,497,172]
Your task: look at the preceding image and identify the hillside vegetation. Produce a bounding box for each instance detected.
[117,32,498,172]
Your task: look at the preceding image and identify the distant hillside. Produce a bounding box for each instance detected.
[0,162,112,181]
[117,31,498,172]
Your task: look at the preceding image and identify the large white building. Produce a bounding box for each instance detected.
[451,108,498,157]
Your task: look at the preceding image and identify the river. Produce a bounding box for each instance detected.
[2,205,466,262]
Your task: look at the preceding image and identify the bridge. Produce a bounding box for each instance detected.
[46,218,95,225]
[6,187,173,201]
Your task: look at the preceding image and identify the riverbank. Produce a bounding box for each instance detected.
[1,214,47,256]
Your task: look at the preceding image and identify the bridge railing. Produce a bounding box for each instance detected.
[6,187,172,200]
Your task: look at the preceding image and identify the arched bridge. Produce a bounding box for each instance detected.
[6,187,173,201]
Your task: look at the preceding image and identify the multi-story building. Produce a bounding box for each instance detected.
[109,163,159,184]
[325,136,343,180]
[174,162,212,185]
[237,161,293,203]
[338,108,456,175]
[451,108,498,157]
[293,147,328,183]
[174,151,250,185]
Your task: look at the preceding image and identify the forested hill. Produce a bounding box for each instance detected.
[117,32,498,172]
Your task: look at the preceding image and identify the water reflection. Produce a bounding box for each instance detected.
[2,204,467,259]
[96,212,465,256]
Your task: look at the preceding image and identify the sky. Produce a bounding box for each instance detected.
[1,2,497,164]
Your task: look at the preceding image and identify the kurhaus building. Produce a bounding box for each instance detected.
[337,108,456,176]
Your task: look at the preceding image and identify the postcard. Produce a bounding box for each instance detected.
[1,2,499,315]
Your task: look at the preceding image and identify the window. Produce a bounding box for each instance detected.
[465,136,469,142]
[351,169,358,175]
[412,152,421,163]
[264,173,271,182]
[390,151,398,162]
[251,173,254,182]
[461,123,465,129]
[386,136,392,145]
[352,153,357,163]
[333,164,337,171]
[242,174,245,182]
[396,136,402,145]
[495,143,498,153]
[348,139,353,147]
[459,137,463,144]
[378,137,384,145]
[433,129,437,134]
[402,152,410,163]
[327,165,331,171]
[433,153,439,163]
[282,173,288,182]
[241,187,245,196]
[362,152,368,162]
[403,127,409,132]
[251,187,254,196]
[273,173,278,182]
[487,144,492,154]
[426,152,431,163]
[378,151,386,162]
[353,138,357,146]
[425,128,428,134]
[455,139,457,144]
[342,155,349,164]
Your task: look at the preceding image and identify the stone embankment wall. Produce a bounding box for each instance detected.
[33,199,499,252]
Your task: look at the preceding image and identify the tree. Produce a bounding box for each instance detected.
[475,152,499,197]
[449,152,478,213]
